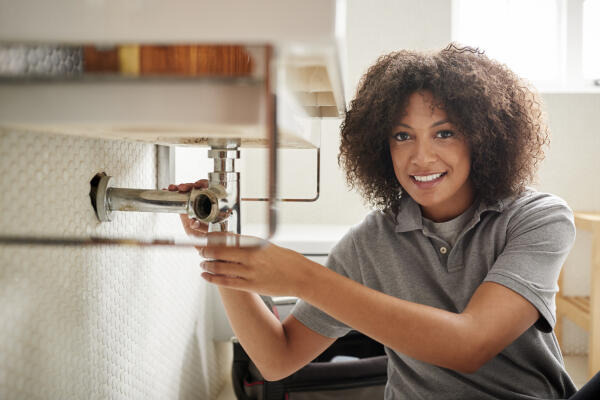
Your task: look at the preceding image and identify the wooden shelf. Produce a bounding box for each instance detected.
[0,1,346,148]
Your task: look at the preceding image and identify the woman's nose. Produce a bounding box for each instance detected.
[412,140,437,165]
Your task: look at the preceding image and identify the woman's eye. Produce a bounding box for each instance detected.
[393,132,410,141]
[436,130,454,139]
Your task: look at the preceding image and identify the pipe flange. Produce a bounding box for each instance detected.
[189,185,230,223]
[95,174,113,222]
[189,189,217,222]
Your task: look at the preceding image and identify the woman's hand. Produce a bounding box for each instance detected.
[168,179,320,297]
[199,237,321,298]
[167,179,209,235]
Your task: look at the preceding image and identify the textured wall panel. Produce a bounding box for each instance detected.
[0,131,224,399]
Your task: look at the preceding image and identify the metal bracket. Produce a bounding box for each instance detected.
[241,147,320,203]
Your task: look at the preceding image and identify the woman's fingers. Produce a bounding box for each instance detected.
[190,218,208,233]
[201,245,254,264]
[177,183,193,192]
[201,260,246,278]
[168,180,208,193]
[194,179,209,188]
[180,214,208,237]
[201,272,248,290]
[179,214,195,236]
[169,180,210,238]
[181,179,209,191]
[167,182,196,192]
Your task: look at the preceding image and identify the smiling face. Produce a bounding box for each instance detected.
[389,91,475,222]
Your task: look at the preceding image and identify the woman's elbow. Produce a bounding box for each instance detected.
[256,361,298,382]
[444,333,492,374]
[260,369,288,382]
[445,353,487,374]
[454,359,484,374]
[453,341,495,374]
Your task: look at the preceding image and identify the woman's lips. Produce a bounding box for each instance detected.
[410,172,447,189]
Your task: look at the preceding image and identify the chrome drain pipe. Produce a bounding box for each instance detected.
[205,140,240,233]
[90,140,240,234]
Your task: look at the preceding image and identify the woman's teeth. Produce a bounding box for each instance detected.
[412,172,445,182]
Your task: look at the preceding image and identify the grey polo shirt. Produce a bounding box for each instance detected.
[291,188,577,399]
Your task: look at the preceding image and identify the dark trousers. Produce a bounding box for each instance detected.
[569,372,600,399]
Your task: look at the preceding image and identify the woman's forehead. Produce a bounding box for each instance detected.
[395,91,448,126]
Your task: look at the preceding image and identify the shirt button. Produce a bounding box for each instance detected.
[440,246,448,254]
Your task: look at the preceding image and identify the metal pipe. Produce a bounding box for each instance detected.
[107,187,189,214]
[91,173,237,224]
[90,140,242,235]
[206,140,240,233]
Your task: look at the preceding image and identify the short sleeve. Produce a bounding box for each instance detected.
[290,230,358,338]
[483,198,576,333]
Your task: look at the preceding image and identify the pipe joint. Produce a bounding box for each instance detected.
[189,184,234,224]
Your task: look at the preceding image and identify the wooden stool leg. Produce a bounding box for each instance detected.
[589,228,600,379]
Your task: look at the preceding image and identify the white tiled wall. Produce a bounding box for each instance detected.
[0,131,224,399]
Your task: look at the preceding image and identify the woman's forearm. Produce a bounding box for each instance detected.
[217,288,289,376]
[200,242,516,373]
[203,245,478,372]
[298,263,479,372]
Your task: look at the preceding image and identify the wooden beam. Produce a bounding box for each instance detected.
[589,218,600,378]
[556,296,590,331]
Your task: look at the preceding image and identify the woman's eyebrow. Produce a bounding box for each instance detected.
[430,119,449,128]
[394,119,449,129]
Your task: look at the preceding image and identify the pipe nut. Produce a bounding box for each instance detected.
[208,149,240,159]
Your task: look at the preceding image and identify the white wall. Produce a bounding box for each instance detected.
[537,93,600,212]
[0,131,225,399]
[248,0,452,228]
[345,0,452,100]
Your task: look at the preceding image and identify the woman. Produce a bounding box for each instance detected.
[172,44,578,398]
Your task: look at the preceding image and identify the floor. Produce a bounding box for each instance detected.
[217,355,591,399]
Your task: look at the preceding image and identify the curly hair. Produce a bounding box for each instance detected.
[338,43,549,212]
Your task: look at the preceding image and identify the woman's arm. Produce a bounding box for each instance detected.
[201,241,539,374]
[297,265,538,373]
[171,182,335,380]
[217,288,336,381]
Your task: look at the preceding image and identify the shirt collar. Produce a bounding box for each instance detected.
[394,195,505,233]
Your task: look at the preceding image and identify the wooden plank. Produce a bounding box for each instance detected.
[139,45,253,77]
[556,296,590,331]
[564,296,588,313]
[571,297,590,313]
[589,222,600,378]
[574,212,600,232]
